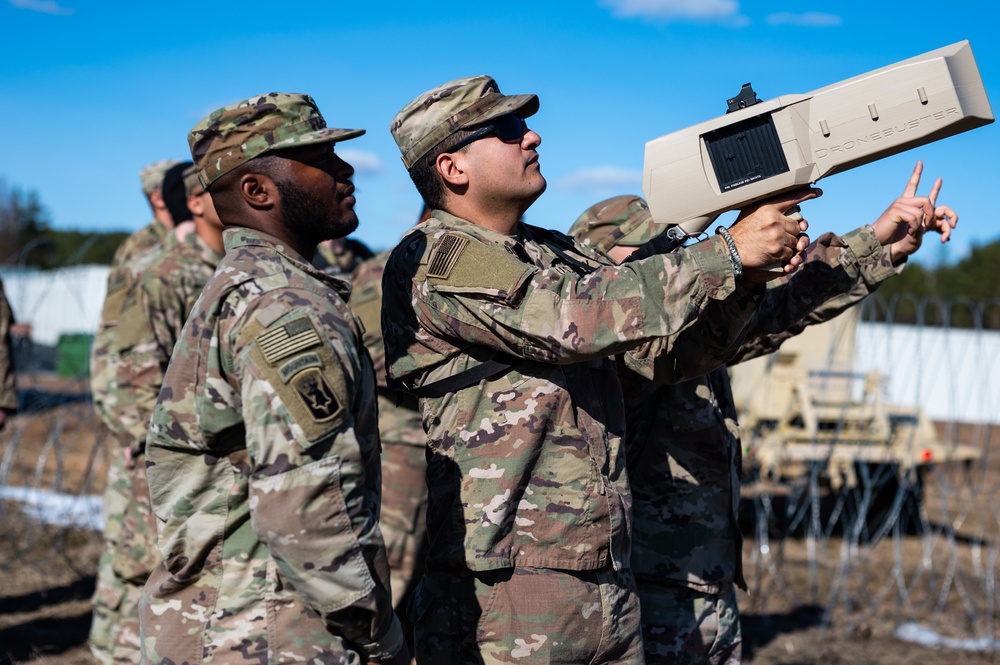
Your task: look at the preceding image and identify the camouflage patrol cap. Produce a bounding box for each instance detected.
[568,195,667,253]
[188,92,365,189]
[139,159,183,195]
[390,75,539,170]
[181,164,202,199]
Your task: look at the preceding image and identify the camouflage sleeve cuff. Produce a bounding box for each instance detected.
[682,234,739,301]
[845,225,898,286]
[886,245,908,274]
[361,612,404,663]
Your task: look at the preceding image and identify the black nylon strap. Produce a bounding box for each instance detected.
[377,386,418,411]
[387,355,516,400]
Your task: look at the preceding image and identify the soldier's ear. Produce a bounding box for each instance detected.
[148,189,167,212]
[436,152,469,188]
[238,173,278,212]
[187,195,205,217]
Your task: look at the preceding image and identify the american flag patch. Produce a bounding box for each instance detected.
[426,234,469,279]
[257,317,322,365]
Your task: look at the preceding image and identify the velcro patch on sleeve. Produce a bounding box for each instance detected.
[278,352,323,383]
[114,291,151,353]
[289,367,343,424]
[100,273,130,322]
[426,234,469,279]
[422,234,533,301]
[349,286,382,340]
[256,316,322,365]
[248,329,350,446]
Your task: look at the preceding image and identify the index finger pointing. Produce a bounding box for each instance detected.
[902,160,923,197]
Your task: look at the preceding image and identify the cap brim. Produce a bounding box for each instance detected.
[618,221,671,247]
[319,127,366,143]
[464,93,539,130]
[272,127,366,151]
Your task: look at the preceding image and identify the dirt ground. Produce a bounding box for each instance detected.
[1,380,998,664]
[8,534,998,665]
[0,525,98,665]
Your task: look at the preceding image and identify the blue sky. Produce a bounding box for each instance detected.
[1,1,996,265]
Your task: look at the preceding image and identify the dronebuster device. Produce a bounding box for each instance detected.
[642,41,994,243]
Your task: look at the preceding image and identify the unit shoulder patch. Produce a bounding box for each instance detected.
[289,367,342,423]
[278,352,322,383]
[246,316,350,446]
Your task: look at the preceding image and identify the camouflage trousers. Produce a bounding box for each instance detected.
[90,451,160,665]
[409,566,644,664]
[638,581,741,665]
[90,552,144,665]
[379,441,428,610]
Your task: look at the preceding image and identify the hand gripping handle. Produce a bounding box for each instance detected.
[760,204,804,274]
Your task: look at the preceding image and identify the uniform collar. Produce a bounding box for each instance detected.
[222,227,352,298]
[223,227,311,264]
[183,230,224,268]
[427,209,524,243]
[149,218,170,241]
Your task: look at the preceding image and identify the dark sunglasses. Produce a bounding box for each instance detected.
[447,114,529,153]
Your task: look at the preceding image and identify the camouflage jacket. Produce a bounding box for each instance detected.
[0,280,17,411]
[114,232,222,457]
[112,219,169,270]
[350,251,424,447]
[313,236,375,277]
[382,210,761,574]
[626,226,899,593]
[90,220,172,433]
[141,228,402,664]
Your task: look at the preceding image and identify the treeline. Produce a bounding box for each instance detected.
[871,237,1000,329]
[2,178,998,328]
[0,179,127,269]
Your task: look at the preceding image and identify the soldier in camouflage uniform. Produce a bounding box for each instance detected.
[91,159,181,427]
[383,75,817,664]
[140,92,406,665]
[92,165,226,662]
[567,162,956,664]
[314,235,375,277]
[0,279,18,430]
[90,158,183,665]
[160,161,198,244]
[349,205,433,652]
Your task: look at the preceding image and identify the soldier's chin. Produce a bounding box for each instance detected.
[525,180,546,208]
[341,211,360,236]
[325,212,359,241]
